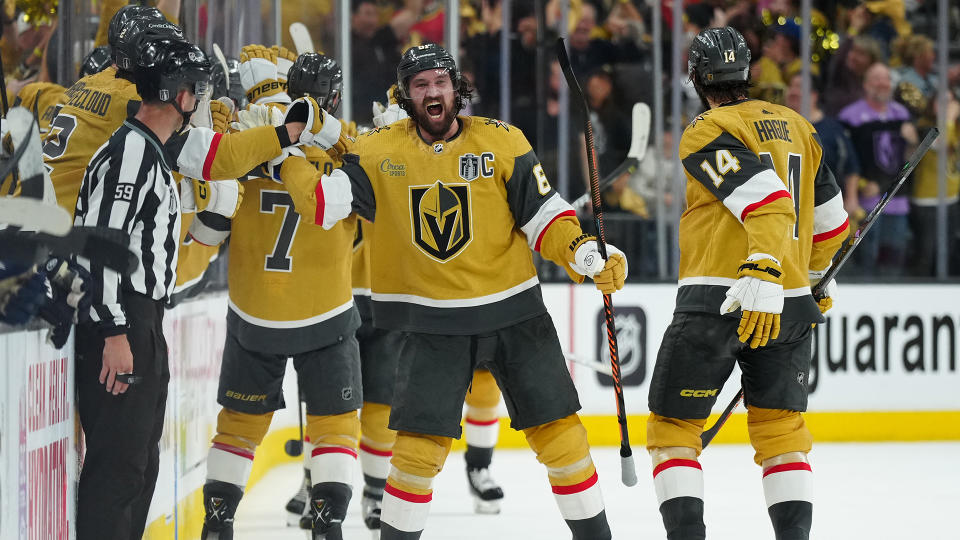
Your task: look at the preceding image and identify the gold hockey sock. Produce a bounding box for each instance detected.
[464,369,501,469]
[380,432,452,539]
[207,408,274,488]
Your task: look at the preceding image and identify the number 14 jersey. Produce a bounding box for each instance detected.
[676,99,849,322]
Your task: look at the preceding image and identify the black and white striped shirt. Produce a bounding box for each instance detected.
[74,118,180,335]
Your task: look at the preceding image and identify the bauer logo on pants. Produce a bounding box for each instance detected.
[409,180,472,262]
[595,306,646,387]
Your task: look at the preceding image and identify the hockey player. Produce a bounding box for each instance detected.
[199,49,360,540]
[276,43,626,540]
[645,27,848,540]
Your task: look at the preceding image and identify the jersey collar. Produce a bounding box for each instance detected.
[412,117,465,154]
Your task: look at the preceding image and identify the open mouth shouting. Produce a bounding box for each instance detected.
[425,100,444,119]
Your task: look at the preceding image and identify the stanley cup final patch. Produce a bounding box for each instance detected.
[409,180,472,262]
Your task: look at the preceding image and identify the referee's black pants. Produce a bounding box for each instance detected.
[75,293,169,540]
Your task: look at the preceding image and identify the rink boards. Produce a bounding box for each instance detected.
[1,283,958,539]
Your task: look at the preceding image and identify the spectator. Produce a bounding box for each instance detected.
[893,34,937,111]
[824,35,884,115]
[350,0,414,125]
[565,3,641,78]
[786,74,863,220]
[839,62,918,276]
[586,66,630,177]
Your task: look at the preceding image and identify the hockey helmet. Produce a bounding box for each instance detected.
[210,55,247,108]
[79,46,112,78]
[396,43,460,99]
[113,18,184,73]
[135,39,212,104]
[687,27,751,86]
[287,53,343,113]
[107,6,165,49]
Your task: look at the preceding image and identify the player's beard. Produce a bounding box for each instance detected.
[412,93,458,139]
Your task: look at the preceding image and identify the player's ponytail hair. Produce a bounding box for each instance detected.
[393,74,475,118]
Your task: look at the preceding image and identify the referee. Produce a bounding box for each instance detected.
[73,38,211,540]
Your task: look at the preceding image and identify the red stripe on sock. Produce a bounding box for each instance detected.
[551,471,599,495]
[211,442,254,460]
[465,417,499,426]
[652,459,702,478]
[384,483,432,503]
[201,132,223,181]
[311,446,358,459]
[359,442,393,457]
[763,462,812,477]
[740,190,791,222]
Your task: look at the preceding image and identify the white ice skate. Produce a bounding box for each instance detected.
[467,467,504,514]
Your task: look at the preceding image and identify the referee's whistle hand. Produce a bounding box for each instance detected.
[101,335,133,395]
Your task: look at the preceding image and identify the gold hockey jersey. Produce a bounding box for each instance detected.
[676,99,849,321]
[13,82,66,134]
[228,138,359,354]
[293,116,583,334]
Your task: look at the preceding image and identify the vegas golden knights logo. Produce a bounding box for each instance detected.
[409,181,472,262]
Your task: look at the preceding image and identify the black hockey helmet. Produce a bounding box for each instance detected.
[210,55,247,108]
[288,53,343,113]
[107,5,165,49]
[135,39,212,104]
[396,43,460,99]
[688,26,751,86]
[113,18,185,73]
[79,46,112,78]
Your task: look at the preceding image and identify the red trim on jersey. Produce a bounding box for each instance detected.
[201,132,223,181]
[740,190,791,222]
[359,442,393,457]
[211,442,254,460]
[813,219,849,243]
[314,178,326,226]
[465,417,499,426]
[534,210,576,252]
[763,462,812,477]
[652,458,702,478]
[311,446,358,459]
[551,471,599,495]
[384,483,432,504]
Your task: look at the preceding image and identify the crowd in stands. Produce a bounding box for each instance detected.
[3,0,959,279]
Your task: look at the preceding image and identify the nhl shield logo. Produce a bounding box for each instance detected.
[459,153,480,181]
[596,306,647,387]
[409,180,472,262]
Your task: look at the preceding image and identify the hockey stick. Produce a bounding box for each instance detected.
[285,385,305,457]
[557,38,637,487]
[700,127,941,449]
[570,102,651,211]
[563,351,614,377]
[289,22,315,55]
[211,43,230,80]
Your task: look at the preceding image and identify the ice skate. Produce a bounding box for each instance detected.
[467,466,504,514]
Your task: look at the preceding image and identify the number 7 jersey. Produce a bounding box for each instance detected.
[676,99,849,322]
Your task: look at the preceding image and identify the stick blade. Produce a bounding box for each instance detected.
[289,22,315,54]
[212,43,230,78]
[628,103,651,162]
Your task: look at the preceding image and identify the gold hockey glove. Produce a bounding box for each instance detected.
[720,255,784,348]
[809,266,837,315]
[566,234,629,294]
[239,45,289,104]
[209,97,236,133]
[272,45,298,83]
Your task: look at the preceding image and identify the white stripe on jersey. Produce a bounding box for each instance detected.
[812,192,847,235]
[371,275,539,308]
[519,192,575,249]
[723,168,788,223]
[228,297,354,329]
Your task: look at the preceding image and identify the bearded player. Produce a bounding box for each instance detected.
[644,27,848,540]
[275,43,627,540]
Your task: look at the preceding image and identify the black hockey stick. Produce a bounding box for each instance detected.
[285,384,305,457]
[557,38,637,487]
[700,127,941,449]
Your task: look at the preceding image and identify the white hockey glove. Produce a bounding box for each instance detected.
[230,103,285,131]
[190,95,213,129]
[372,102,408,128]
[265,146,306,183]
[720,254,784,348]
[238,45,289,105]
[809,266,838,315]
[188,210,232,246]
[316,168,353,230]
[567,236,628,294]
[284,96,350,159]
[179,178,243,218]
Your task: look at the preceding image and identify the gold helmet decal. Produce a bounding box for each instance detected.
[410,180,472,262]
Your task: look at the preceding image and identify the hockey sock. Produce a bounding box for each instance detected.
[524,415,611,540]
[359,402,396,498]
[762,461,813,540]
[380,432,452,539]
[652,457,705,540]
[464,369,501,470]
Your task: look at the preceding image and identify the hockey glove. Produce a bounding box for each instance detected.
[284,96,350,159]
[239,45,289,105]
[37,257,93,349]
[340,119,358,139]
[188,210,232,246]
[372,84,408,128]
[210,97,237,133]
[809,266,838,315]
[314,168,353,230]
[567,235,629,294]
[180,178,243,217]
[272,45,298,83]
[231,102,285,131]
[720,254,784,348]
[265,146,306,182]
[0,265,47,325]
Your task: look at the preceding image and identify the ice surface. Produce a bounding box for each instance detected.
[234,442,960,539]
